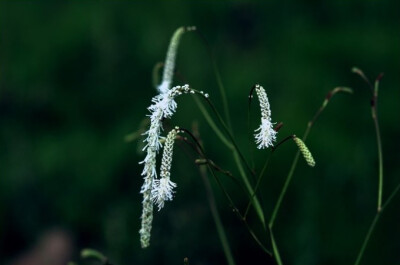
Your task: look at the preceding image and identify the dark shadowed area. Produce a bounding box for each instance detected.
[0,1,399,265]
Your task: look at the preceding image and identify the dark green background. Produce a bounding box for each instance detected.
[1,1,399,265]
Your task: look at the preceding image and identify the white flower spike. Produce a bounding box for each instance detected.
[140,26,196,248]
[152,128,179,210]
[254,84,277,149]
[158,26,196,94]
[139,85,193,248]
[140,85,191,186]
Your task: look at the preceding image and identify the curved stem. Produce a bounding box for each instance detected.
[354,213,380,265]
[354,182,400,265]
[192,92,267,228]
[203,95,255,176]
[244,152,272,218]
[372,79,383,212]
[267,87,352,265]
[206,165,272,256]
[179,128,237,206]
[187,126,236,265]
[352,69,384,211]
[269,227,283,265]
[268,87,351,228]
[244,135,294,219]
[192,91,254,177]
[382,182,400,209]
[152,62,164,89]
[269,128,310,227]
[192,95,233,149]
[242,220,272,256]
[373,110,383,212]
[248,86,256,170]
[199,165,236,265]
[195,30,232,130]
[181,128,272,256]
[351,72,387,264]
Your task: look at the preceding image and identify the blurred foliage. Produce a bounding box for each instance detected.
[0,1,399,265]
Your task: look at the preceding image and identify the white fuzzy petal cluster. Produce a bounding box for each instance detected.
[254,85,276,149]
[152,128,178,210]
[152,177,177,210]
[139,85,191,248]
[139,26,196,248]
[140,85,188,189]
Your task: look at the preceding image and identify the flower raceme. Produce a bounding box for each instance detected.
[139,85,194,248]
[158,26,196,94]
[139,26,196,249]
[140,86,187,194]
[152,128,180,211]
[293,136,316,167]
[254,84,277,149]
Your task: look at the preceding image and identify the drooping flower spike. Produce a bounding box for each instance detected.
[293,136,315,167]
[152,127,180,210]
[157,26,196,94]
[139,26,197,249]
[254,84,277,149]
[139,85,193,248]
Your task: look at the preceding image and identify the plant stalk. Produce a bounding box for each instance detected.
[199,165,236,265]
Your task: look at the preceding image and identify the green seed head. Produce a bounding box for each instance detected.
[293,136,315,167]
[158,26,196,94]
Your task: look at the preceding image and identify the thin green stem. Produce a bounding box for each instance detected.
[266,87,352,265]
[233,151,266,229]
[354,182,400,265]
[152,62,164,89]
[199,165,236,265]
[258,152,272,188]
[212,59,232,130]
[242,217,272,256]
[193,91,254,175]
[181,128,272,256]
[269,150,300,228]
[352,69,384,211]
[269,87,352,228]
[353,73,388,264]
[206,165,271,256]
[180,128,238,208]
[244,135,294,219]
[248,91,255,170]
[269,128,310,228]
[192,32,269,228]
[373,111,383,212]
[193,92,266,228]
[192,95,233,149]
[186,126,236,265]
[372,79,383,212]
[192,158,249,196]
[204,96,254,175]
[268,87,352,264]
[269,228,283,265]
[195,30,232,130]
[382,182,400,210]
[207,164,272,256]
[244,152,272,218]
[354,213,380,265]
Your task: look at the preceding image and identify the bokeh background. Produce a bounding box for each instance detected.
[1,1,399,265]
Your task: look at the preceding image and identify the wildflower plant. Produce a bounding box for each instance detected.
[152,127,179,211]
[139,83,197,248]
[292,136,315,167]
[130,26,400,265]
[254,84,277,149]
[139,26,201,248]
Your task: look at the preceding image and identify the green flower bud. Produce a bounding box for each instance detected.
[293,136,315,167]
